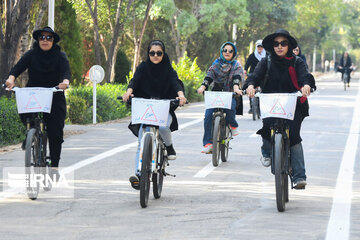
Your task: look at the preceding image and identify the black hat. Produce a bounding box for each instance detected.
[32,26,60,43]
[262,29,297,52]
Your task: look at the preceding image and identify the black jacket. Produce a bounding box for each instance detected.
[244,52,260,74]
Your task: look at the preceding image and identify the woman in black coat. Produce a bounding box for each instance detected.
[244,29,315,189]
[122,40,186,189]
[5,26,70,169]
[338,52,353,85]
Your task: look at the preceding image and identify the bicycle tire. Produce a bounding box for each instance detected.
[274,133,286,212]
[220,125,230,162]
[140,134,152,208]
[251,97,257,121]
[256,97,261,119]
[25,128,40,200]
[42,132,52,192]
[153,143,164,199]
[212,116,221,167]
[284,175,289,202]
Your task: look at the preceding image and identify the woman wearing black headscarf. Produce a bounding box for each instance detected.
[5,26,70,170]
[244,29,316,189]
[122,40,186,189]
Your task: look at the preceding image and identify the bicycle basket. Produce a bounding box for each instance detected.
[14,88,54,114]
[258,93,298,120]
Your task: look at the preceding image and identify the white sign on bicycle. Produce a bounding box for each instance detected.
[131,98,170,127]
[259,93,298,120]
[204,91,232,110]
[14,88,54,114]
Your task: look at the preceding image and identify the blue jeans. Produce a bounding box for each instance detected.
[203,98,238,146]
[261,138,306,181]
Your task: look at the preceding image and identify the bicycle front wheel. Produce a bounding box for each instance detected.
[140,134,152,208]
[25,128,40,200]
[42,132,52,192]
[251,97,257,121]
[153,143,164,199]
[212,116,221,167]
[274,133,286,212]
[220,126,230,162]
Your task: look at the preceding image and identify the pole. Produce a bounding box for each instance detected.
[48,0,55,29]
[312,46,316,73]
[93,82,97,124]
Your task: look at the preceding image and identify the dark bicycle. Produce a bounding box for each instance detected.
[250,88,261,121]
[257,92,302,212]
[342,66,351,91]
[120,96,178,208]
[5,86,61,200]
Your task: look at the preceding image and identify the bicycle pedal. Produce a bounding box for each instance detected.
[164,171,176,177]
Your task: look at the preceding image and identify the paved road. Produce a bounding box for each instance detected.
[0,73,359,240]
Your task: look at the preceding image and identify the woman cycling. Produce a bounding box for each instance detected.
[244,29,315,189]
[197,42,243,154]
[338,52,353,86]
[122,40,186,190]
[5,26,70,172]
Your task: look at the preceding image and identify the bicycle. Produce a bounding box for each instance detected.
[120,96,178,208]
[4,86,61,200]
[250,88,261,121]
[342,66,351,91]
[256,91,302,212]
[204,91,239,167]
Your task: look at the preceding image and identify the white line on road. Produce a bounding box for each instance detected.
[325,84,360,240]
[193,160,220,178]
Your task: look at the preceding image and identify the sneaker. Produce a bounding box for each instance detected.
[165,144,176,160]
[294,178,307,189]
[260,156,271,167]
[229,125,240,136]
[248,109,253,114]
[201,143,213,154]
[129,176,140,190]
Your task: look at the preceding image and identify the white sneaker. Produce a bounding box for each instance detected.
[260,156,271,167]
[201,144,213,154]
[229,126,240,136]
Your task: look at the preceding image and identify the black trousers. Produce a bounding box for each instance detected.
[20,93,66,167]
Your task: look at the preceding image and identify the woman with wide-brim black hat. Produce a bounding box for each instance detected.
[243,29,316,189]
[5,26,70,171]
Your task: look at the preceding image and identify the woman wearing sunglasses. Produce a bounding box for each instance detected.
[122,40,186,189]
[5,26,70,171]
[244,29,315,189]
[197,42,244,153]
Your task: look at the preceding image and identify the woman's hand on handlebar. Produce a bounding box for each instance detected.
[5,76,15,90]
[58,79,69,90]
[176,91,187,106]
[122,88,134,102]
[301,84,311,97]
[246,85,255,98]
[233,85,243,96]
[197,85,205,94]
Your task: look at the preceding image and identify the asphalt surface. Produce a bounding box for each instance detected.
[0,72,359,240]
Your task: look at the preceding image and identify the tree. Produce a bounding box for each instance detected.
[0,0,35,96]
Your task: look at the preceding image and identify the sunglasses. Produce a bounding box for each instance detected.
[149,51,163,57]
[39,35,54,41]
[257,45,263,48]
[222,48,234,53]
[273,40,288,47]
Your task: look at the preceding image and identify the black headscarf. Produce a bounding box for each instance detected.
[31,41,62,74]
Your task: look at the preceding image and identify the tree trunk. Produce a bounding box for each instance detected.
[0,0,35,96]
[30,0,48,47]
[169,17,181,63]
[104,0,134,83]
[85,0,102,65]
[18,18,31,87]
[321,49,325,72]
[132,0,152,72]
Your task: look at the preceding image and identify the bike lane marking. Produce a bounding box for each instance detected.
[325,84,360,240]
[0,118,203,201]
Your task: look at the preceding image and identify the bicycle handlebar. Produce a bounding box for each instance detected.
[117,96,182,108]
[2,84,63,92]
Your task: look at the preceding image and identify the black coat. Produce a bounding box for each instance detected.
[127,54,183,136]
[244,52,260,74]
[244,54,315,146]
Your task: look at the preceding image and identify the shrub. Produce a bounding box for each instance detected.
[67,95,87,124]
[172,52,205,102]
[0,96,25,146]
[66,83,129,124]
[114,49,132,84]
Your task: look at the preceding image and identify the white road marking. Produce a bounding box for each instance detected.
[325,84,360,240]
[193,160,221,178]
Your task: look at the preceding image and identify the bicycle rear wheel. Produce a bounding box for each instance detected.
[140,134,152,208]
[153,143,164,199]
[220,126,230,162]
[251,97,257,121]
[274,133,286,212]
[25,128,40,200]
[212,116,221,167]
